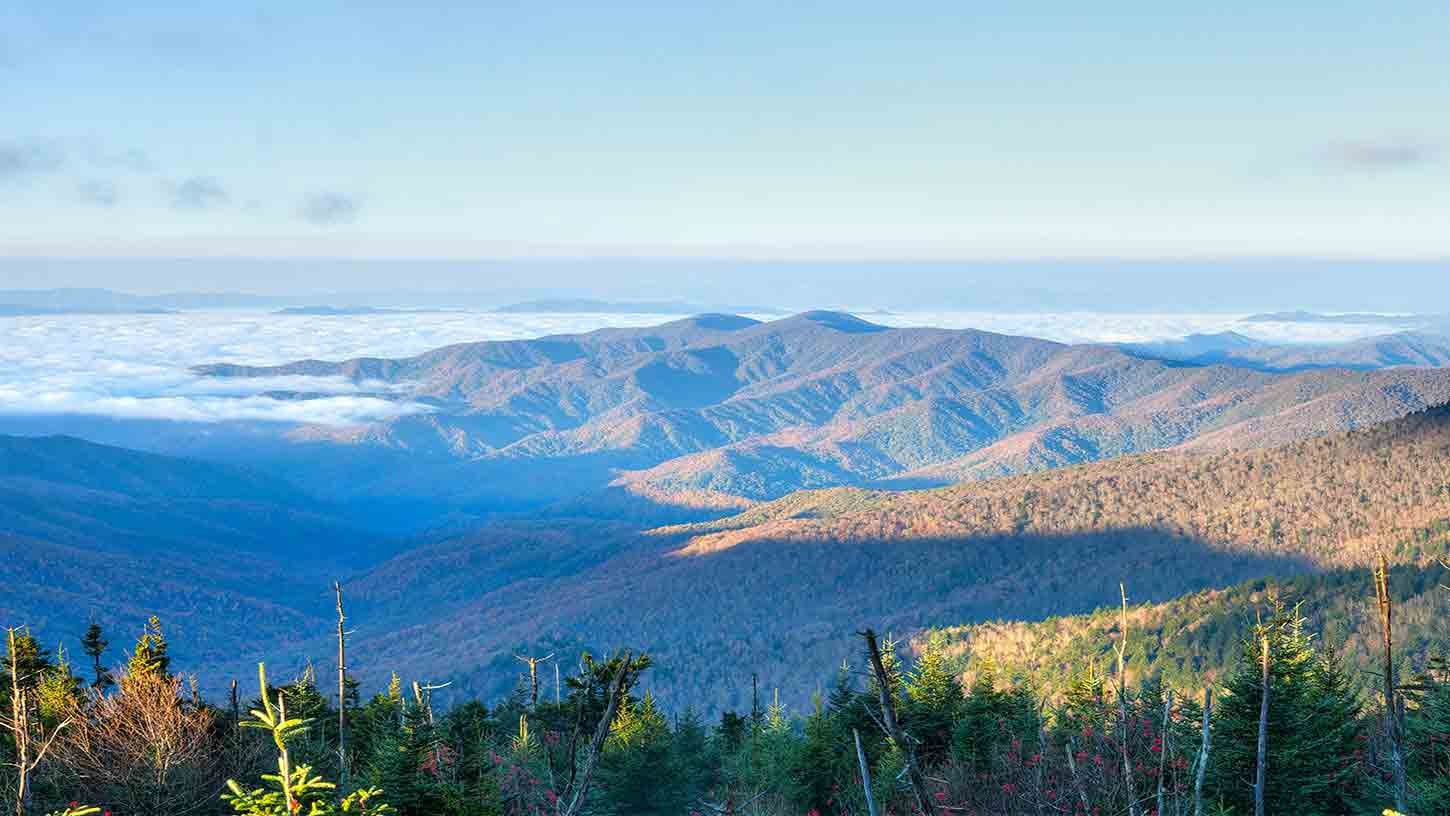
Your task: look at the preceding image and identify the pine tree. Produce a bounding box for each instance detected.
[127,616,171,679]
[1405,656,1450,812]
[79,624,113,694]
[596,692,684,816]
[1209,608,1362,815]
[905,630,963,764]
[953,658,1005,772]
[791,691,855,814]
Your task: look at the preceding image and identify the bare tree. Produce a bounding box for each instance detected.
[1253,635,1270,816]
[1374,555,1407,813]
[1155,688,1172,816]
[5,628,74,816]
[334,581,351,793]
[1065,738,1092,813]
[559,650,635,816]
[1194,688,1212,816]
[52,670,223,816]
[1115,584,1141,816]
[514,652,554,710]
[853,728,880,816]
[858,628,936,814]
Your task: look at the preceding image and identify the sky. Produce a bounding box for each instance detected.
[2,1,1449,295]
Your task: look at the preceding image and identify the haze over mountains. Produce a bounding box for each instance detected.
[7,303,1450,712]
[194,310,1450,510]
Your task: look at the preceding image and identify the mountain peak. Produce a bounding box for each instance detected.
[782,310,888,333]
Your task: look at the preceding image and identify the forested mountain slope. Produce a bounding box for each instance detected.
[197,311,1450,507]
[339,403,1450,711]
[936,557,1450,703]
[0,435,386,667]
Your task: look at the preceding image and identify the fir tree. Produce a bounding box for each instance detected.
[127,616,171,679]
[79,623,113,694]
[1209,608,1362,815]
[905,630,963,764]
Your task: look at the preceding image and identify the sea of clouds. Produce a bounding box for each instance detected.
[0,310,1409,427]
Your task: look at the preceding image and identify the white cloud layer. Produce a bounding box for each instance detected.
[0,310,1410,426]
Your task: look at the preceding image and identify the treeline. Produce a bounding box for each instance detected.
[5,575,1449,816]
[942,557,1450,702]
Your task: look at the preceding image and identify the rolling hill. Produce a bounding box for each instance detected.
[195,311,1450,509]
[0,435,391,668]
[326,403,1450,712]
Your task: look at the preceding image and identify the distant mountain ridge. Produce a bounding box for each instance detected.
[494,298,784,314]
[1123,330,1450,371]
[196,311,1450,509]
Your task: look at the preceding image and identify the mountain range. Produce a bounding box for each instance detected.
[9,311,1450,712]
[194,311,1450,511]
[332,401,1450,710]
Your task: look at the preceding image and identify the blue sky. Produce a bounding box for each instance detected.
[1,1,1448,269]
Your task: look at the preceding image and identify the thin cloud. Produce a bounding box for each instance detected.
[1324,140,1437,170]
[167,176,230,210]
[0,143,64,183]
[76,179,121,207]
[87,147,153,173]
[299,191,361,225]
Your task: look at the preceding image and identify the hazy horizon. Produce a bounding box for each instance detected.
[3,257,1450,313]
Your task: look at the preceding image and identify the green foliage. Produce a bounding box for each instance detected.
[1208,607,1363,815]
[1406,658,1450,812]
[80,623,113,694]
[906,630,963,764]
[223,766,393,815]
[596,693,688,815]
[128,615,172,679]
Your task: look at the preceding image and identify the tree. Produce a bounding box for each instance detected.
[78,625,113,695]
[596,693,686,815]
[224,662,393,816]
[906,631,963,765]
[4,628,73,816]
[1209,608,1362,815]
[127,617,171,680]
[52,669,223,816]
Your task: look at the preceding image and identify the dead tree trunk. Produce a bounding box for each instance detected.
[8,627,30,816]
[859,628,936,814]
[1066,738,1092,813]
[335,581,349,793]
[1253,636,1270,816]
[560,650,633,816]
[5,628,69,816]
[515,652,555,710]
[1115,584,1141,816]
[1156,689,1172,816]
[1375,556,1407,813]
[854,728,881,816]
[1194,687,1212,816]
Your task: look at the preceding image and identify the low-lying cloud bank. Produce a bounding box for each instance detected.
[0,309,1416,427]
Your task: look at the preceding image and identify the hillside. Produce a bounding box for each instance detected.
[1125,330,1450,371]
[0,435,390,668]
[195,311,1450,508]
[332,403,1450,712]
[935,557,1450,702]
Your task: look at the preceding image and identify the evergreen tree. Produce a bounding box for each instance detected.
[597,692,686,815]
[79,623,113,694]
[905,630,963,764]
[127,616,171,679]
[790,691,855,814]
[1405,656,1450,812]
[954,658,1005,772]
[1209,608,1362,815]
